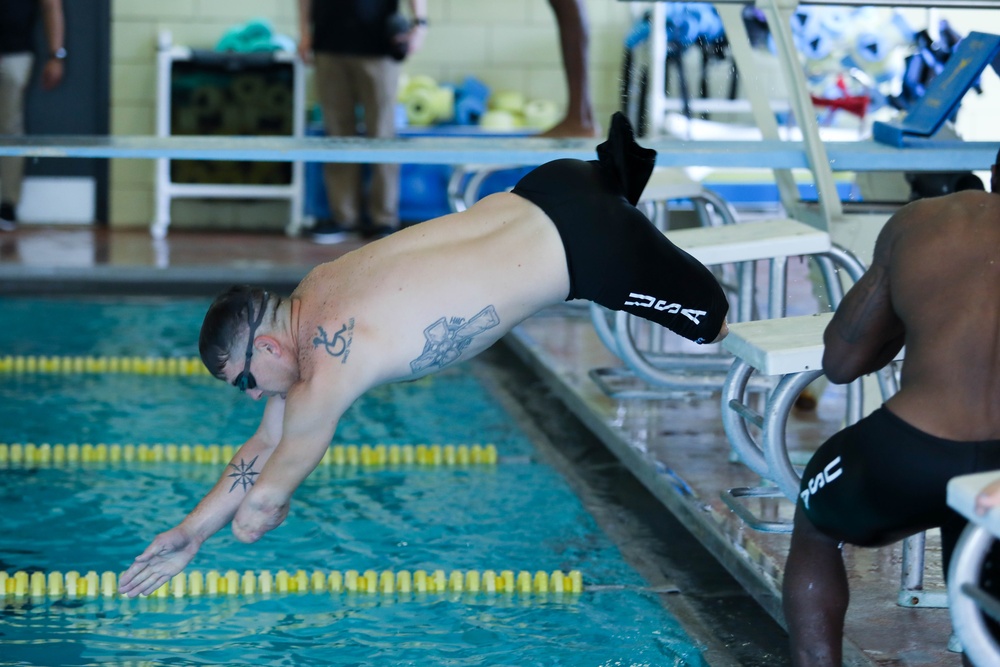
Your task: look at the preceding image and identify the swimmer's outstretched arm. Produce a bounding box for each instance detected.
[976,478,1000,515]
[229,381,348,544]
[117,397,286,598]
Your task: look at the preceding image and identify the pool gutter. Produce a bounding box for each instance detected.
[0,265,306,296]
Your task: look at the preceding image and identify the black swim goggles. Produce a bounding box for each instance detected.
[232,290,268,393]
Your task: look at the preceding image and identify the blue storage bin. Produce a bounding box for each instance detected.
[399,163,452,221]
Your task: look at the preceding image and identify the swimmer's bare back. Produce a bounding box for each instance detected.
[881,190,1000,439]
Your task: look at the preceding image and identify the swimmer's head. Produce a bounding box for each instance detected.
[200,285,273,384]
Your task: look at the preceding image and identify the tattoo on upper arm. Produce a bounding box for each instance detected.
[410,305,500,373]
[313,318,355,364]
[227,455,260,492]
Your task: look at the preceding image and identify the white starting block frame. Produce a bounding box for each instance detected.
[948,471,1000,666]
[721,312,879,499]
[589,218,864,396]
[720,313,948,609]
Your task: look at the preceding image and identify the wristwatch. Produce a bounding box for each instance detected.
[413,17,428,27]
[51,47,67,60]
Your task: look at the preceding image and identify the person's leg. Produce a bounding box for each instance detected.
[313,53,362,233]
[540,0,598,138]
[784,506,849,667]
[0,53,34,228]
[356,56,400,235]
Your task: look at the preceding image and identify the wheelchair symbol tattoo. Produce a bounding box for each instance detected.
[314,319,354,362]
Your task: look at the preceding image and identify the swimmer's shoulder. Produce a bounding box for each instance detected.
[882,191,998,241]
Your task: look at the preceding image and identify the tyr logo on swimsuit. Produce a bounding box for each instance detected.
[799,456,842,510]
[623,292,707,324]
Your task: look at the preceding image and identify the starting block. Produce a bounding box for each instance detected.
[720,314,946,610]
[589,219,864,398]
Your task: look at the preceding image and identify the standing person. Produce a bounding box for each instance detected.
[782,149,1000,666]
[0,0,65,231]
[117,114,730,597]
[297,0,427,243]
[540,0,599,138]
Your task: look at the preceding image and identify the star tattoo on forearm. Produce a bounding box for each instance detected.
[227,455,260,492]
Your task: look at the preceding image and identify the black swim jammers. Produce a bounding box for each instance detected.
[511,113,729,344]
[799,406,1000,571]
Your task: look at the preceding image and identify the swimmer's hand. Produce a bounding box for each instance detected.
[118,526,201,598]
[231,489,289,544]
[975,479,1000,515]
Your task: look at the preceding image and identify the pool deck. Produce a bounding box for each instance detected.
[0,224,960,666]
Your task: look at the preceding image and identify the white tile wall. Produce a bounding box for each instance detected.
[108,2,1000,227]
[109,0,632,227]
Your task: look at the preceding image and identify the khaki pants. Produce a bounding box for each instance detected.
[0,53,33,207]
[314,53,400,228]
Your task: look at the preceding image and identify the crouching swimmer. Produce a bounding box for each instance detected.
[783,148,1000,666]
[117,113,730,597]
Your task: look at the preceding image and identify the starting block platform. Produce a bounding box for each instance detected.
[720,312,903,501]
[665,218,830,271]
[720,311,832,377]
[588,219,852,397]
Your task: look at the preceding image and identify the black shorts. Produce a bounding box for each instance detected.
[800,406,1000,573]
[510,113,729,344]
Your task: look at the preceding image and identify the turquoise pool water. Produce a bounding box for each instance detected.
[0,297,708,666]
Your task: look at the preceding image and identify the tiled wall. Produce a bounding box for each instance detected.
[108,0,633,228]
[108,2,1000,228]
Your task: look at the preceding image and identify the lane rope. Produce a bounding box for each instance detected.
[0,355,208,376]
[0,442,499,467]
[0,568,583,600]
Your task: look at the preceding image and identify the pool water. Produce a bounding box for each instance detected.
[0,297,708,666]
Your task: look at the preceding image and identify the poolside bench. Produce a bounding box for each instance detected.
[946,471,1000,665]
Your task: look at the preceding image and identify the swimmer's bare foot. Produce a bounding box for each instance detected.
[538,117,601,138]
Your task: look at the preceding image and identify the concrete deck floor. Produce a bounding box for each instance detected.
[0,224,960,666]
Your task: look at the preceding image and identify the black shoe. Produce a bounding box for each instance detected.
[364,225,398,240]
[0,202,16,232]
[308,220,358,245]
